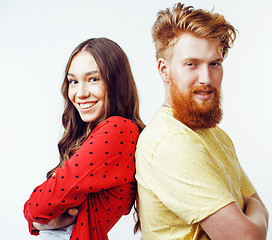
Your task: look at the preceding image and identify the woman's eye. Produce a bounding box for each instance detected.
[68,79,78,85]
[89,77,99,83]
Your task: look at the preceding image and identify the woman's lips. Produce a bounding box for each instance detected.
[78,101,98,111]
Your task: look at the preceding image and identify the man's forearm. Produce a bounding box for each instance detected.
[243,196,268,240]
[250,193,269,225]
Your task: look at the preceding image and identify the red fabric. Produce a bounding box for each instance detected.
[24,116,139,239]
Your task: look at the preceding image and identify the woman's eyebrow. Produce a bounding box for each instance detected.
[84,70,98,76]
[67,70,98,77]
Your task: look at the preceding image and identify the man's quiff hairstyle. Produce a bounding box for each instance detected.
[152,3,237,60]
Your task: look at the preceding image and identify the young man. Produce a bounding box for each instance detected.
[135,3,269,239]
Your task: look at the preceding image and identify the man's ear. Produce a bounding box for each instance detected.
[157,58,170,83]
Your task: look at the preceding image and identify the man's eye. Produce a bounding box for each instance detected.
[185,62,197,67]
[211,62,221,67]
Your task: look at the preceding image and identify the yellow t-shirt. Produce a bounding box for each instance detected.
[135,107,256,240]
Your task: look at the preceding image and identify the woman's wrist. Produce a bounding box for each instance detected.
[33,222,51,231]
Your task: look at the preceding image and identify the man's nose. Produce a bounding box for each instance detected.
[198,65,212,85]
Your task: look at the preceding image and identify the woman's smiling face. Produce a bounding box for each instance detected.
[67,51,107,123]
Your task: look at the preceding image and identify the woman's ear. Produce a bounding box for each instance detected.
[157,58,170,83]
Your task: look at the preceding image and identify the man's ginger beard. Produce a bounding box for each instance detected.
[170,82,222,130]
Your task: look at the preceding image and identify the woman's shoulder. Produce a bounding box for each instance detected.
[93,116,139,134]
[106,116,135,124]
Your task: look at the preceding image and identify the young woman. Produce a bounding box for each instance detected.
[24,37,145,240]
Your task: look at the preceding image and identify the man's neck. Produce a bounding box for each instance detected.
[163,99,171,108]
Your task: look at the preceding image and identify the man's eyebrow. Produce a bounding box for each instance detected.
[183,58,223,62]
[67,70,98,77]
[183,58,199,62]
[213,58,223,62]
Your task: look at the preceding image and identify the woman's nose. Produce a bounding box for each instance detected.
[76,83,90,99]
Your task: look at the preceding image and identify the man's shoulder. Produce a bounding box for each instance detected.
[137,107,177,143]
[137,107,202,151]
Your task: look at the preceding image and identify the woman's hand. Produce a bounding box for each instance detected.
[33,208,79,230]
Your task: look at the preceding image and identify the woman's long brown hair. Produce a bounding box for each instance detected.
[47,38,145,179]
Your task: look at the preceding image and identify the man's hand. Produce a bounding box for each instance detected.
[33,208,79,231]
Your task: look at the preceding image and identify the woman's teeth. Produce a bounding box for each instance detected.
[80,102,96,109]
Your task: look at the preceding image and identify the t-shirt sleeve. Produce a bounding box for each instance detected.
[219,128,256,197]
[239,164,256,197]
[23,117,139,230]
[142,133,235,224]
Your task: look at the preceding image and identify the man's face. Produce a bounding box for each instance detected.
[167,32,223,105]
[164,33,224,129]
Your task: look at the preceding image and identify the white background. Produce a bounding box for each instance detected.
[0,0,271,239]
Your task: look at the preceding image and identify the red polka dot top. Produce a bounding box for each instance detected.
[24,116,140,240]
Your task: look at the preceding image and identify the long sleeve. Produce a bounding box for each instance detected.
[24,116,139,236]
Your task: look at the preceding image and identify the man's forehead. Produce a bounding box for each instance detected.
[172,33,223,61]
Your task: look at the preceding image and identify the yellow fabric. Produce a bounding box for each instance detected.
[135,107,256,240]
